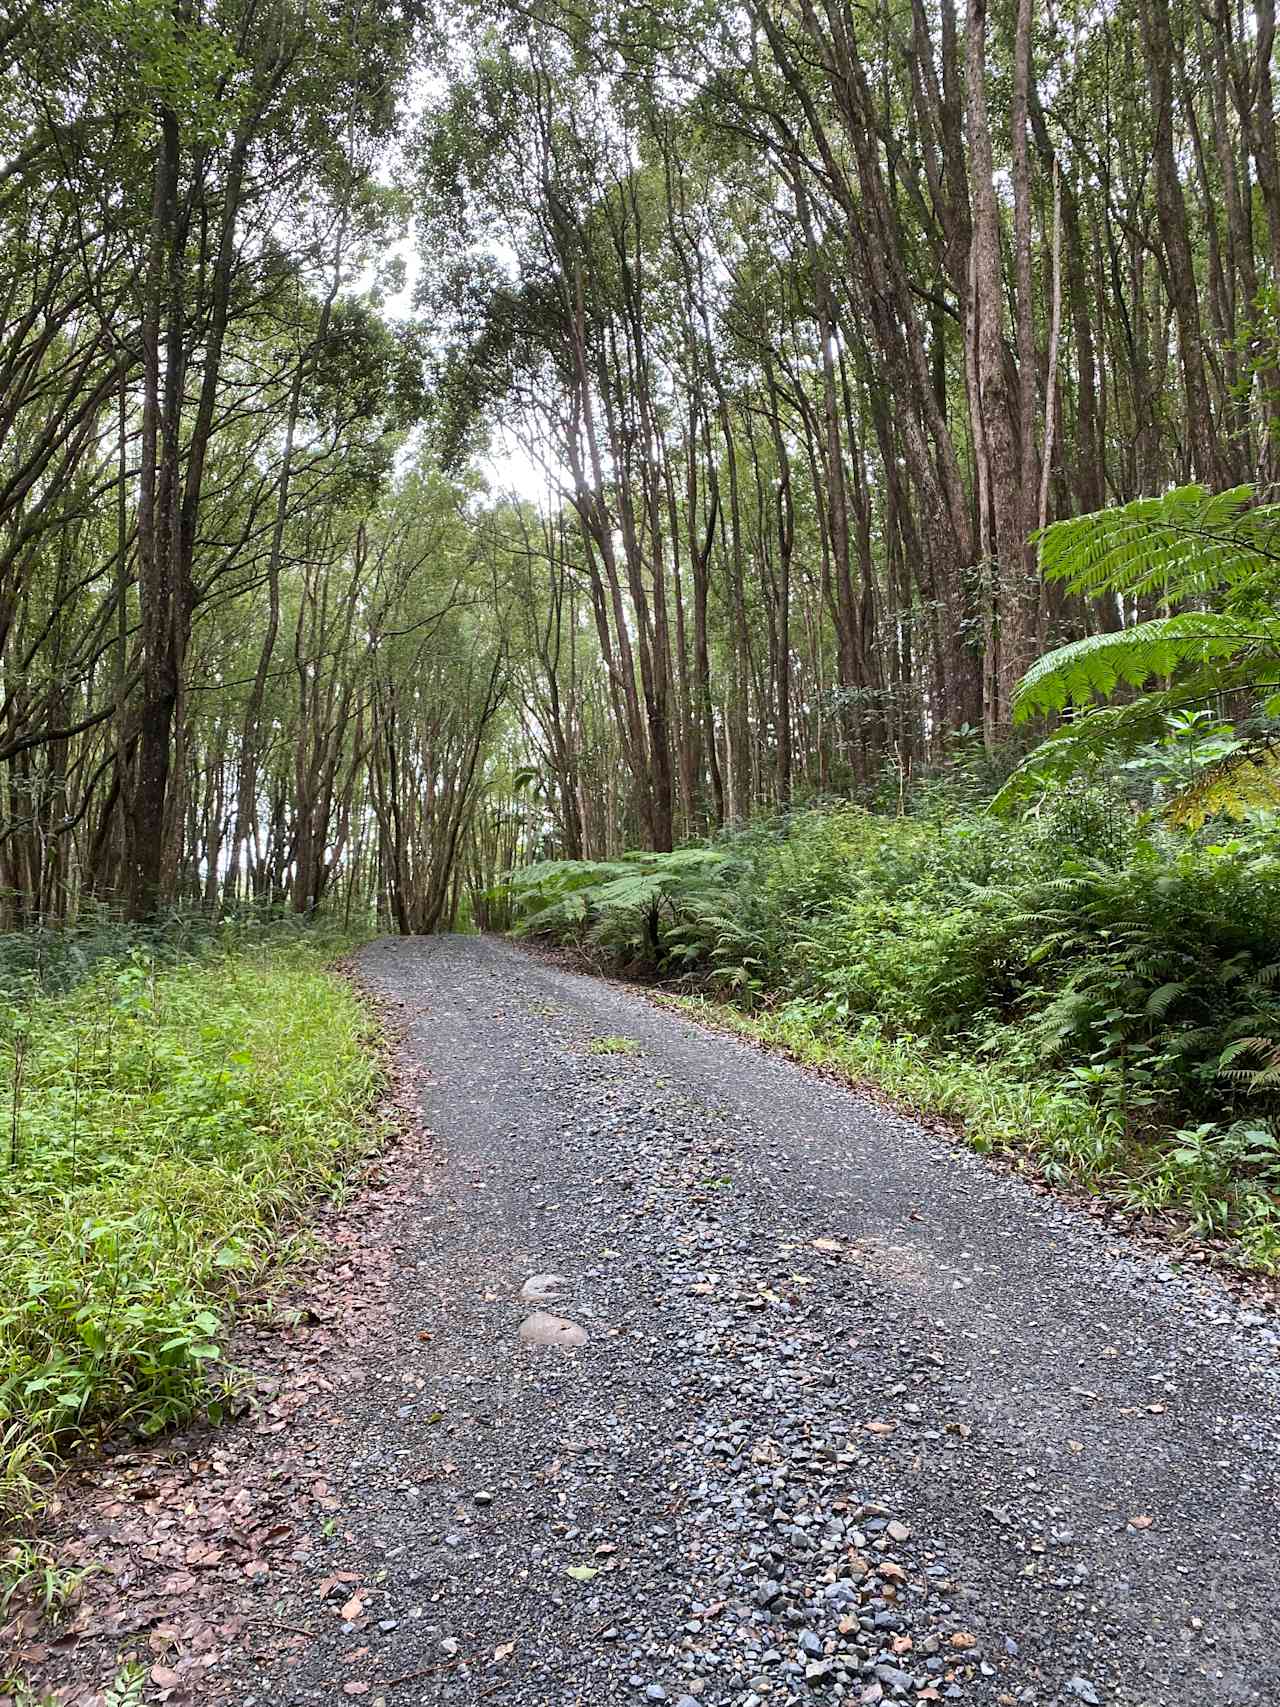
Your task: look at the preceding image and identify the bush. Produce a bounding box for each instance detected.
[504,848,743,974]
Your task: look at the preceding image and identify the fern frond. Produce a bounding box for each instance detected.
[1036,483,1280,603]
[1143,980,1189,1016]
[991,700,1174,811]
[1218,1035,1280,1087]
[1014,613,1280,718]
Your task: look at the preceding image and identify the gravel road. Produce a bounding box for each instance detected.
[235,933,1280,1707]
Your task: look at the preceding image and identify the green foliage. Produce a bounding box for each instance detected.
[504,848,739,972]
[0,1541,94,1622]
[0,903,353,1004]
[104,1664,147,1707]
[0,1674,60,1707]
[1017,611,1279,716]
[1033,484,1280,609]
[0,934,380,1523]
[1000,485,1280,813]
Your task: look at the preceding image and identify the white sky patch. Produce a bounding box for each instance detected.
[480,428,562,504]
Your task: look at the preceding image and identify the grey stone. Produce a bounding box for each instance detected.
[517,1310,588,1348]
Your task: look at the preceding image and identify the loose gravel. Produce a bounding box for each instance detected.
[228,934,1280,1707]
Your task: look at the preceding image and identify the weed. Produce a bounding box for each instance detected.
[0,1424,51,1526]
[0,1542,95,1621]
[587,1034,642,1056]
[104,1662,147,1706]
[0,932,382,1518]
[0,1675,59,1707]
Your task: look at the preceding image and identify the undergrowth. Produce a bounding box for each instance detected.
[0,928,381,1526]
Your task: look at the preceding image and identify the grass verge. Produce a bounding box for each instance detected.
[666,994,1280,1276]
[0,933,382,1526]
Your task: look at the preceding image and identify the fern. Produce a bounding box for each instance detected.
[999,483,1280,813]
[503,848,737,969]
[1015,613,1280,717]
[1036,483,1280,604]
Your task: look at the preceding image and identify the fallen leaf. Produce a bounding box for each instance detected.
[494,1641,515,1661]
[340,1595,364,1621]
[1067,1440,1084,1454]
[342,1685,369,1698]
[863,1420,896,1436]
[150,1667,182,1688]
[565,1565,599,1582]
[813,1237,843,1252]
[950,1632,976,1649]
[1128,1513,1154,1530]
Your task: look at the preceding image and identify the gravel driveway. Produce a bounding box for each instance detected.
[234,933,1280,1707]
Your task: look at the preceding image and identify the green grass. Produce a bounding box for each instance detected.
[586,1033,642,1056]
[0,1540,95,1621]
[0,934,382,1523]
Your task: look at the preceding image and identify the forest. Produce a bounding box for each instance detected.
[5,0,1280,1613]
[6,0,1280,918]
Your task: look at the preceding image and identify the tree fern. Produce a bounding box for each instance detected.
[999,483,1280,814]
[502,848,737,969]
[1036,483,1280,605]
[1015,613,1280,717]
